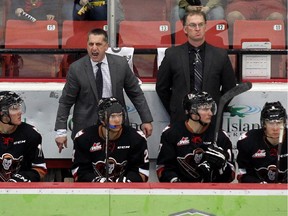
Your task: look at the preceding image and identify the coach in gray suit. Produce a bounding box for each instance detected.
[55,28,153,153]
[156,10,236,124]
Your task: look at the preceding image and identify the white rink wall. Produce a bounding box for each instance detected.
[0,82,287,159]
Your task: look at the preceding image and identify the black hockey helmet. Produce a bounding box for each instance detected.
[183,91,217,116]
[98,97,125,123]
[0,91,25,115]
[260,101,287,127]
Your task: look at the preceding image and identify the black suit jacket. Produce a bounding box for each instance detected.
[156,42,236,123]
[55,53,153,138]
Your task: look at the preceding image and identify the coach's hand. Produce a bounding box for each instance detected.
[55,136,67,153]
[141,122,153,138]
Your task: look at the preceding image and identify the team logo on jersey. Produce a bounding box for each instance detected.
[256,165,277,183]
[177,137,190,146]
[269,148,278,157]
[191,136,202,144]
[267,165,277,182]
[2,137,14,145]
[90,142,102,152]
[177,153,201,178]
[92,157,127,181]
[0,153,23,182]
[252,149,266,158]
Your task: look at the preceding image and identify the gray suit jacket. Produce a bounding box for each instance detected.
[55,53,153,138]
[156,42,236,123]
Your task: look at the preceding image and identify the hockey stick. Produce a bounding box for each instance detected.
[275,125,284,183]
[104,110,110,182]
[213,82,252,145]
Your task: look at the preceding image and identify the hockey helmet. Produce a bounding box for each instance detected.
[0,91,25,115]
[98,97,125,123]
[260,101,287,127]
[183,91,217,116]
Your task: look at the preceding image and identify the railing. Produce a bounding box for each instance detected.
[0,48,287,82]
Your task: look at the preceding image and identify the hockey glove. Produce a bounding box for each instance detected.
[92,176,113,183]
[170,177,181,183]
[7,173,31,182]
[116,176,131,183]
[197,161,211,182]
[204,146,226,169]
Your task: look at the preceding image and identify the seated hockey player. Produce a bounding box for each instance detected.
[237,101,287,183]
[157,91,235,183]
[71,97,149,182]
[0,91,47,182]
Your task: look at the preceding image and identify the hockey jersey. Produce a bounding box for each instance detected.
[72,124,149,182]
[237,128,287,183]
[0,123,47,182]
[157,121,235,182]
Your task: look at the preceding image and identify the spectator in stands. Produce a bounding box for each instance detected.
[178,0,225,20]
[72,0,124,25]
[55,28,153,153]
[156,10,236,124]
[225,0,287,44]
[71,97,149,182]
[157,91,235,183]
[237,101,287,183]
[0,91,47,182]
[9,0,58,21]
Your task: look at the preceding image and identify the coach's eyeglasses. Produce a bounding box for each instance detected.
[186,22,206,29]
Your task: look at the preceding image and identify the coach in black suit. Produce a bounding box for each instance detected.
[55,28,153,153]
[156,10,236,124]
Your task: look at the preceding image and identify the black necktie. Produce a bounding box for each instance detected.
[194,48,203,92]
[96,62,103,99]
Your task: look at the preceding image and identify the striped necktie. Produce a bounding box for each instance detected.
[194,48,203,92]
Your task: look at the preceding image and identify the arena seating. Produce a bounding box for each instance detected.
[120,0,168,21]
[61,20,108,49]
[118,20,172,78]
[4,20,59,77]
[5,20,59,48]
[232,20,286,79]
[232,20,286,49]
[118,20,172,49]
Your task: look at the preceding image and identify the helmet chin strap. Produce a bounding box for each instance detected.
[189,114,208,127]
[0,114,14,126]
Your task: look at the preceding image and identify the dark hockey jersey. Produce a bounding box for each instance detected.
[0,123,47,182]
[157,121,235,182]
[72,125,149,182]
[237,129,287,183]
